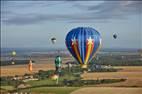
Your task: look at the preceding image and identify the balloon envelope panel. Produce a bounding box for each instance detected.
[65,27,101,65]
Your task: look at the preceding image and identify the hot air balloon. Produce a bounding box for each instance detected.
[51,37,56,44]
[11,61,15,65]
[28,59,33,72]
[11,51,16,65]
[55,56,62,74]
[113,34,117,39]
[65,27,102,69]
[12,51,16,56]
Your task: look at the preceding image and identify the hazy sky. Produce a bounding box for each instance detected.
[1,1,142,49]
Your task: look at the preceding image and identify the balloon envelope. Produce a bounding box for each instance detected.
[65,27,102,68]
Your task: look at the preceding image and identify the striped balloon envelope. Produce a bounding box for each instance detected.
[65,27,102,69]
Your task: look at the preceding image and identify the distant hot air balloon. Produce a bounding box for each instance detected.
[12,51,16,56]
[11,61,15,65]
[28,59,33,72]
[113,34,117,39]
[51,37,56,44]
[65,27,102,69]
[55,56,62,74]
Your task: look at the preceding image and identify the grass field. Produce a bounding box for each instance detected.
[27,79,55,86]
[0,86,15,91]
[21,87,80,94]
[0,85,15,94]
[26,74,78,87]
[70,87,142,94]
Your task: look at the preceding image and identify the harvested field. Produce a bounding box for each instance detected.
[0,63,55,76]
[82,72,142,80]
[0,58,72,76]
[71,87,142,94]
[81,66,142,87]
[115,66,142,72]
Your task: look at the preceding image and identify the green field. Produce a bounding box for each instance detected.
[0,86,80,94]
[0,85,15,91]
[20,87,80,94]
[27,74,78,87]
[27,79,56,86]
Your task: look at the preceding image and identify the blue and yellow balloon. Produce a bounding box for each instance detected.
[65,27,102,69]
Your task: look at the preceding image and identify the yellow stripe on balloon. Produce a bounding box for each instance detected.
[73,45,83,64]
[85,43,92,64]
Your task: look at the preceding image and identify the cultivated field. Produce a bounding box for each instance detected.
[0,57,72,76]
[1,61,142,87]
[71,87,142,94]
[1,57,142,94]
[81,66,142,87]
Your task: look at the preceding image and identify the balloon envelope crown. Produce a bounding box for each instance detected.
[70,27,100,33]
